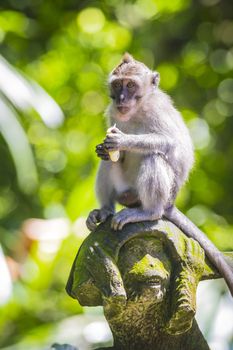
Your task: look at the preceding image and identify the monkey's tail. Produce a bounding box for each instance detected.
[164,205,233,297]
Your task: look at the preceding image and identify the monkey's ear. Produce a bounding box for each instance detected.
[151,72,160,87]
[122,52,134,63]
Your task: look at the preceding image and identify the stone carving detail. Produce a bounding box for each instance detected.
[66,218,225,350]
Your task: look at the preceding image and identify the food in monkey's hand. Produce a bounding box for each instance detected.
[107,124,120,162]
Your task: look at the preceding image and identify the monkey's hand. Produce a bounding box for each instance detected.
[104,127,129,152]
[86,206,114,231]
[95,143,110,161]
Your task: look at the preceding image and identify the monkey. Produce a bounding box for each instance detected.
[86,53,233,296]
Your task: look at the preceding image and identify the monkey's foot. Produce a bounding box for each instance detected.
[111,208,162,231]
[86,207,114,231]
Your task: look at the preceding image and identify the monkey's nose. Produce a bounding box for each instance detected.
[119,94,125,101]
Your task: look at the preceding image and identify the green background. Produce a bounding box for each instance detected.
[0,0,232,348]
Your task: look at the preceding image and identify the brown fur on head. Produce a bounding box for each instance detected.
[111,53,151,78]
[109,53,160,122]
[122,52,134,63]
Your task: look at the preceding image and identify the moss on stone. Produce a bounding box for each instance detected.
[66,218,230,349]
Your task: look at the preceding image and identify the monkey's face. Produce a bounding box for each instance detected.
[109,54,160,121]
[109,77,144,121]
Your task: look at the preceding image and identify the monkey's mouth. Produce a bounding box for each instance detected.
[117,106,130,114]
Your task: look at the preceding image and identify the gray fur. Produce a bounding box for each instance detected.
[87,85,194,230]
[86,55,233,295]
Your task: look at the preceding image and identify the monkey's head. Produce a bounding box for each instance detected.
[109,53,160,121]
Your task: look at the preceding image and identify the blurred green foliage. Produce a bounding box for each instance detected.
[0,0,233,348]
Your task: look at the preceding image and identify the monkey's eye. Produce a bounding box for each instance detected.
[127,81,135,89]
[113,81,122,89]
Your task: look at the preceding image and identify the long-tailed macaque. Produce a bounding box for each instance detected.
[86,53,233,296]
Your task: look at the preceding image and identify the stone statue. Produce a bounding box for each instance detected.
[66,218,232,350]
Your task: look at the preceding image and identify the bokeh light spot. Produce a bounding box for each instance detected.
[104,25,132,50]
[188,118,210,150]
[218,79,233,104]
[158,63,179,90]
[81,91,105,115]
[203,100,226,126]
[210,49,231,74]
[181,109,198,121]
[214,21,233,46]
[65,131,88,154]
[42,150,67,173]
[136,0,158,19]
[182,42,208,69]
[155,0,191,13]
[216,100,233,118]
[187,205,208,226]
[77,8,105,34]
[200,0,220,6]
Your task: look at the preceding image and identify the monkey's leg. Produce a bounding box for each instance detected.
[111,155,174,230]
[111,207,161,230]
[86,161,115,231]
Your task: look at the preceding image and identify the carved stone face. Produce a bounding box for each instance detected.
[118,236,171,303]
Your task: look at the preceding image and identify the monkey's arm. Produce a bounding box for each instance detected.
[164,205,233,297]
[104,127,174,156]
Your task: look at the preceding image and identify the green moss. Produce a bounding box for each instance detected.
[130,254,169,279]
